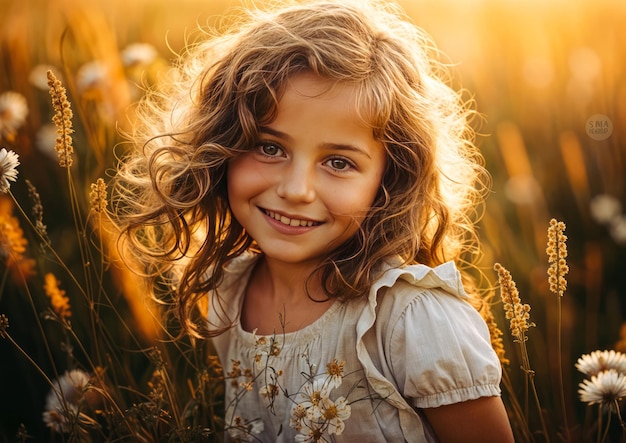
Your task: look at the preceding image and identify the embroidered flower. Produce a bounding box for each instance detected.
[294,422,326,443]
[578,369,626,413]
[0,91,28,141]
[576,350,626,378]
[290,363,352,441]
[252,329,281,370]
[0,148,19,193]
[299,378,331,416]
[317,396,350,435]
[325,358,345,389]
[225,404,264,442]
[290,403,309,432]
[259,383,279,399]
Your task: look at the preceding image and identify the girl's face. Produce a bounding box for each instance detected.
[227,72,386,267]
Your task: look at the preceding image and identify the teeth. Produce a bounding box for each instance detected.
[267,210,316,227]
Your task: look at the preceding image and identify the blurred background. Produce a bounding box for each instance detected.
[1,0,625,441]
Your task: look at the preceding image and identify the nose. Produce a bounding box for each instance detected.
[276,161,316,203]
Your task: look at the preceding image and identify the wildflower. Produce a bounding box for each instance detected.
[494,263,534,342]
[0,197,36,280]
[616,323,626,354]
[15,423,31,443]
[0,313,8,338]
[43,273,72,320]
[47,70,74,168]
[42,369,94,433]
[0,148,19,193]
[25,180,49,243]
[504,174,541,206]
[610,215,626,245]
[89,178,108,214]
[35,124,58,160]
[590,194,622,225]
[547,219,569,296]
[29,65,61,90]
[0,91,28,141]
[76,61,109,94]
[120,43,158,67]
[576,350,626,377]
[578,369,626,413]
[482,304,509,365]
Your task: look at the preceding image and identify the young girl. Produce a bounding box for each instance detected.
[112,0,514,441]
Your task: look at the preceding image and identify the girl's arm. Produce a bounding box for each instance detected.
[422,396,514,443]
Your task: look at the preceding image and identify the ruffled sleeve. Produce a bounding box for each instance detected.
[354,261,502,434]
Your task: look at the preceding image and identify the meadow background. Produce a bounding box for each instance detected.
[1,0,625,441]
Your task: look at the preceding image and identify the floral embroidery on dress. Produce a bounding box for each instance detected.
[223,329,363,442]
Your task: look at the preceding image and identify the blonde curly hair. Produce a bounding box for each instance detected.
[112,0,488,338]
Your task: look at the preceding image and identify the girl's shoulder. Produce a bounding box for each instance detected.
[367,260,470,317]
[356,261,501,410]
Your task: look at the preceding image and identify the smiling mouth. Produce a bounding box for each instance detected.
[263,209,321,227]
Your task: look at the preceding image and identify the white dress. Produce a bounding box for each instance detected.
[208,254,502,442]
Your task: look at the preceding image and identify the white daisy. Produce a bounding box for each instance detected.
[576,350,626,377]
[590,194,622,225]
[35,123,58,160]
[610,215,626,245]
[578,369,626,412]
[42,369,92,433]
[29,65,61,90]
[0,91,28,139]
[76,61,109,93]
[0,148,19,193]
[120,42,158,67]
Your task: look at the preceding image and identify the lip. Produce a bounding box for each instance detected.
[259,207,322,234]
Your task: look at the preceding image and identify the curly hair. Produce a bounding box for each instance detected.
[111,0,488,338]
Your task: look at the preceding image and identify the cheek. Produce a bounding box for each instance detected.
[227,157,261,199]
[325,184,379,221]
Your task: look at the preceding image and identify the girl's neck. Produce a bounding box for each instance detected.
[240,255,333,334]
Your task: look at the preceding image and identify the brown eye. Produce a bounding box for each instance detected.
[260,143,282,157]
[326,157,352,171]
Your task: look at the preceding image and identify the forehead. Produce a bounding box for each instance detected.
[275,72,377,130]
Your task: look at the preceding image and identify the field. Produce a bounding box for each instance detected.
[1,0,625,441]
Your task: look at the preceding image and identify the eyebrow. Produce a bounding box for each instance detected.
[258,125,373,159]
